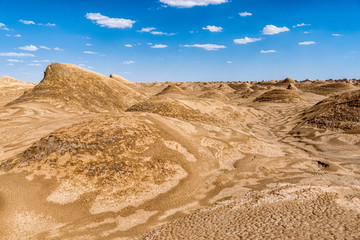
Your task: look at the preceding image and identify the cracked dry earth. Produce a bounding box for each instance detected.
[0,66,360,240]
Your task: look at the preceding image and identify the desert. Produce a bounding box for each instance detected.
[0,63,359,239]
[1,1,360,239]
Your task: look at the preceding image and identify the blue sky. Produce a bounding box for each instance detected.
[0,0,359,83]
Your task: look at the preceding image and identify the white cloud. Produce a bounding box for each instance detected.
[332,33,341,37]
[7,63,14,66]
[42,23,56,27]
[19,45,38,51]
[239,12,252,17]
[0,23,10,30]
[0,52,34,57]
[293,23,311,28]
[159,0,228,8]
[151,44,168,48]
[233,37,262,45]
[85,13,135,29]
[262,25,290,35]
[19,19,35,25]
[202,25,223,32]
[85,43,92,46]
[138,27,156,32]
[298,41,316,45]
[7,59,23,62]
[28,63,41,66]
[31,60,50,63]
[83,51,98,54]
[125,44,133,47]
[39,45,50,50]
[260,50,276,53]
[304,31,310,34]
[151,31,170,35]
[54,47,64,51]
[123,60,135,64]
[5,34,22,37]
[182,44,226,51]
[226,61,232,64]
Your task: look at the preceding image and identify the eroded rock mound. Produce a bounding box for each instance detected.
[297,82,357,96]
[156,84,188,96]
[302,89,360,130]
[0,76,35,106]
[254,89,306,103]
[8,63,146,112]
[0,115,187,213]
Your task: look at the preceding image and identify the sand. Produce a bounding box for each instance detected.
[0,65,359,239]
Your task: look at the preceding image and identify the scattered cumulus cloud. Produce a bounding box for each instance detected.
[123,60,135,64]
[138,27,156,32]
[182,44,226,51]
[7,59,23,62]
[85,13,135,29]
[7,63,14,66]
[125,44,133,47]
[0,23,10,31]
[19,45,38,51]
[202,25,223,32]
[0,52,35,57]
[19,20,35,25]
[239,12,252,17]
[83,51,98,54]
[6,34,21,37]
[332,33,341,36]
[151,44,168,48]
[298,41,316,45]
[138,27,174,36]
[85,43,92,46]
[304,31,310,34]
[293,23,311,28]
[28,63,42,66]
[226,61,232,64]
[159,0,228,8]
[233,37,262,45]
[38,23,56,27]
[39,45,50,50]
[260,50,276,53]
[54,47,64,51]
[262,25,290,35]
[31,60,50,63]
[19,20,56,26]
[150,31,175,35]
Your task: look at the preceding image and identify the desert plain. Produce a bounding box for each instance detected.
[0,63,359,239]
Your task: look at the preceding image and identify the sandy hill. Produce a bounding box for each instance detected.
[7,63,146,112]
[275,77,296,87]
[0,114,188,214]
[126,96,223,124]
[297,82,357,96]
[254,88,306,103]
[301,89,360,130]
[0,76,35,106]
[156,84,188,97]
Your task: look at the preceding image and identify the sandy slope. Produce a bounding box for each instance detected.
[0,65,359,240]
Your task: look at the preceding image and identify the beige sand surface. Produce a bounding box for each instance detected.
[0,65,359,239]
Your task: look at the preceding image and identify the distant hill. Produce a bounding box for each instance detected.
[8,63,146,112]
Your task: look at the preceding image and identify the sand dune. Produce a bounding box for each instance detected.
[0,64,359,239]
